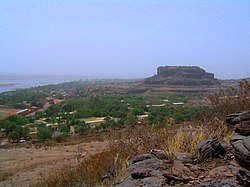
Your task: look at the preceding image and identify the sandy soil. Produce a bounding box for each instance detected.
[0,140,108,187]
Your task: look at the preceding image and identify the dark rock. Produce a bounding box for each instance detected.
[243,136,250,150]
[225,111,250,125]
[236,170,250,186]
[150,149,168,160]
[126,157,167,181]
[117,154,168,187]
[174,152,194,163]
[140,177,167,187]
[185,163,198,172]
[130,154,155,164]
[196,139,226,160]
[208,166,234,178]
[117,176,166,187]
[199,182,240,187]
[131,170,151,179]
[234,121,250,136]
[230,136,250,168]
[230,135,246,142]
[115,179,142,187]
[171,160,195,179]
[163,173,189,185]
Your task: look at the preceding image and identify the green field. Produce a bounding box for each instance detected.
[0,112,6,116]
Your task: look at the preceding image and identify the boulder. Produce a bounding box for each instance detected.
[116,177,166,187]
[150,149,168,160]
[208,166,234,178]
[163,173,189,185]
[127,158,166,177]
[170,160,195,179]
[117,154,168,187]
[174,152,194,163]
[230,135,250,168]
[199,182,240,187]
[225,111,250,125]
[130,154,155,164]
[196,139,226,160]
[234,121,250,136]
[236,170,250,186]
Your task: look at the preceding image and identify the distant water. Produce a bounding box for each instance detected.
[0,76,82,93]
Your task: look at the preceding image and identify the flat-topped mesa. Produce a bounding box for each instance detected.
[145,66,219,86]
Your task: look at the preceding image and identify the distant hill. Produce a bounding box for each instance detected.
[144,66,220,86]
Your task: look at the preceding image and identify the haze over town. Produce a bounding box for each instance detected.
[1,0,250,79]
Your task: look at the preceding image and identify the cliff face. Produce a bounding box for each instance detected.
[145,66,219,86]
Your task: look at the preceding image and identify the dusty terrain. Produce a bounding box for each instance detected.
[0,139,108,187]
[0,109,18,120]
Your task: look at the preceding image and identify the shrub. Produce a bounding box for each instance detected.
[37,127,52,141]
[208,80,250,119]
[42,122,231,186]
[55,133,68,142]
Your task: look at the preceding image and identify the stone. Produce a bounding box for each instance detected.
[150,149,168,160]
[163,173,189,185]
[234,121,250,136]
[131,170,151,179]
[230,135,250,168]
[141,177,167,187]
[236,170,250,186]
[243,136,250,150]
[117,154,168,187]
[117,176,167,187]
[115,179,142,187]
[208,166,234,178]
[230,135,246,142]
[225,111,250,125]
[174,152,194,163]
[130,154,155,164]
[170,160,195,179]
[196,139,226,160]
[199,182,240,187]
[127,158,165,175]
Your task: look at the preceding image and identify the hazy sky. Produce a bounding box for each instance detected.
[1,0,250,79]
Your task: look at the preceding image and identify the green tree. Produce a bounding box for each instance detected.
[55,132,68,142]
[75,122,89,136]
[37,127,52,141]
[8,126,29,142]
[59,124,70,133]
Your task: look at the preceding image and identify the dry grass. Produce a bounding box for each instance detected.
[209,80,250,119]
[43,124,171,186]
[165,127,207,159]
[42,120,233,187]
[0,172,12,182]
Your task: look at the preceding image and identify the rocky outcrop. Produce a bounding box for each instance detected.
[225,111,250,168]
[230,136,250,168]
[225,111,250,126]
[196,139,226,160]
[150,149,168,160]
[116,149,242,187]
[117,150,169,187]
[174,152,194,163]
[144,66,219,86]
[225,111,250,136]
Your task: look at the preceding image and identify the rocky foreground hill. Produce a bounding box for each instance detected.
[116,111,250,187]
[145,66,220,86]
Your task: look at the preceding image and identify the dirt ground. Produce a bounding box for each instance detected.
[0,140,108,187]
[0,109,18,120]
